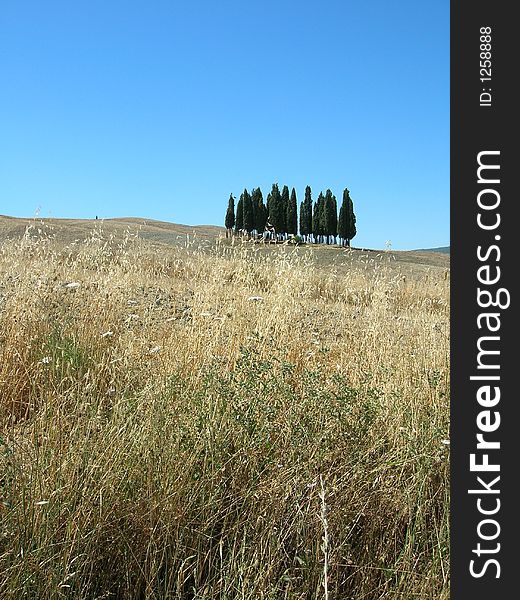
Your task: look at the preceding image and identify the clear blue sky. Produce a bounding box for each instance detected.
[0,0,449,250]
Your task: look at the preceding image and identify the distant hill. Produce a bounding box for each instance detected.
[414,246,450,254]
[0,215,224,246]
[0,215,450,272]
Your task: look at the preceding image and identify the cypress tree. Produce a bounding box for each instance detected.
[243,188,253,235]
[338,203,347,246]
[269,184,283,239]
[235,194,244,235]
[265,192,273,239]
[255,189,267,234]
[312,198,318,243]
[344,188,357,246]
[280,185,290,238]
[320,193,326,243]
[324,189,337,244]
[301,186,312,242]
[288,188,298,236]
[250,188,258,234]
[332,193,338,243]
[250,188,257,234]
[338,188,357,246]
[313,193,325,243]
[225,193,235,238]
[299,200,307,240]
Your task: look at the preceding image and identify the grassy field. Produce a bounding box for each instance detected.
[0,218,449,599]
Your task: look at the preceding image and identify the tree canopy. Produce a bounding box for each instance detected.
[225,184,357,245]
[225,194,235,236]
[338,188,357,246]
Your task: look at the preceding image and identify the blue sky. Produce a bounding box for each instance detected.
[0,0,449,250]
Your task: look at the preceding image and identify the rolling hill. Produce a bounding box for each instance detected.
[0,215,449,272]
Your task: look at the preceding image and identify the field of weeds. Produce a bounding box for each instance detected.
[0,225,450,599]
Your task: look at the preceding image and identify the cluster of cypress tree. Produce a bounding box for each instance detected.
[225,184,356,246]
[226,188,269,238]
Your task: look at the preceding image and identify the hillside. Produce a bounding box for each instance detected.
[0,215,450,276]
[414,246,450,254]
[0,215,223,244]
[0,213,450,598]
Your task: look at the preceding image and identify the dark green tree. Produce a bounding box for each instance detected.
[338,188,357,246]
[242,188,253,235]
[287,188,298,236]
[324,189,338,244]
[265,192,273,239]
[312,198,319,243]
[313,192,325,243]
[299,199,307,240]
[225,193,235,238]
[332,192,338,242]
[269,184,283,239]
[299,186,312,242]
[338,204,346,246]
[250,188,257,234]
[280,185,290,238]
[252,188,267,235]
[235,193,244,235]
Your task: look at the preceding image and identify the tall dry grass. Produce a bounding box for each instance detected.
[0,224,449,599]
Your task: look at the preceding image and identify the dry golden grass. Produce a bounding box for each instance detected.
[0,222,449,599]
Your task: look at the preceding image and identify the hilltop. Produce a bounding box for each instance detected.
[0,215,449,275]
[414,246,450,254]
[0,215,223,244]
